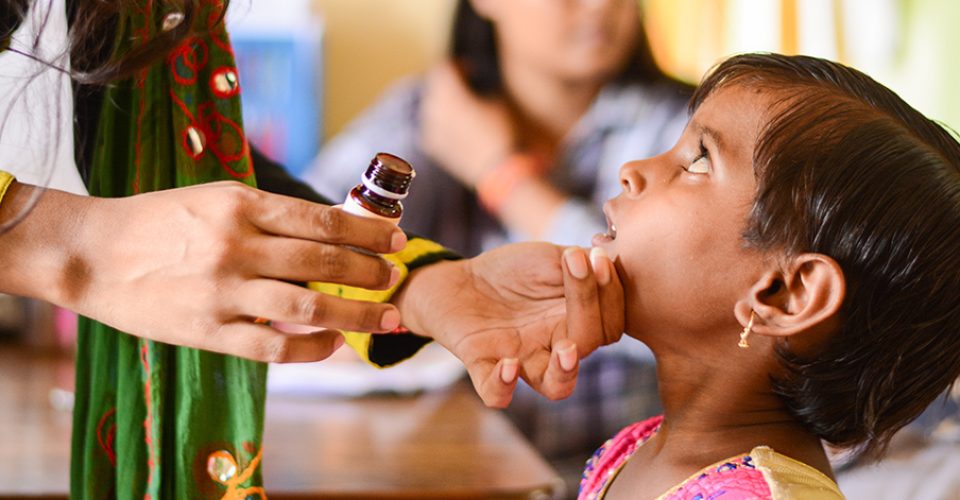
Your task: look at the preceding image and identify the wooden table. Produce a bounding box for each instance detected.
[0,347,563,499]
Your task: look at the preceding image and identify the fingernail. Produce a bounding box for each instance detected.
[558,343,578,372]
[500,358,519,384]
[390,231,407,253]
[564,247,589,279]
[590,247,611,286]
[333,334,346,351]
[380,308,401,331]
[388,265,401,288]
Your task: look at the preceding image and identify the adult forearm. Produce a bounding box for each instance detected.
[0,181,93,306]
[1,179,413,362]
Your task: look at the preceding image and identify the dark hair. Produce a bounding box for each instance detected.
[449,0,689,96]
[1,0,226,84]
[691,53,960,459]
[0,0,30,52]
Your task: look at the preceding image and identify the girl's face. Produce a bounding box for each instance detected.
[593,85,772,341]
[476,0,640,84]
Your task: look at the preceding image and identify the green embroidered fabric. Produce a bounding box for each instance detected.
[70,3,266,498]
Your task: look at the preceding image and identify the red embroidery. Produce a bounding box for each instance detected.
[170,91,253,178]
[168,37,210,86]
[205,1,234,54]
[242,441,257,454]
[96,407,117,467]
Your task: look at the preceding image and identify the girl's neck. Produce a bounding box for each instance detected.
[647,349,834,479]
[499,57,604,155]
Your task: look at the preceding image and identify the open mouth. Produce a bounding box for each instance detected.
[592,209,617,245]
[603,206,617,240]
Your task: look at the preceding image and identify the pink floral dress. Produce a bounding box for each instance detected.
[580,416,782,500]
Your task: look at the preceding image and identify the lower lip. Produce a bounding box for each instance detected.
[592,233,614,246]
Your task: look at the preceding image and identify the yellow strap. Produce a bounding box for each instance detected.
[0,171,16,207]
[308,237,449,366]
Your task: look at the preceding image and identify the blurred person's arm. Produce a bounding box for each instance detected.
[419,63,601,243]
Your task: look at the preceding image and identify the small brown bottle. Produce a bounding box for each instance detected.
[341,152,415,224]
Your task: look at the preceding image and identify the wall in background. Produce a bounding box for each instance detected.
[642,0,959,131]
[242,0,957,156]
[310,0,455,140]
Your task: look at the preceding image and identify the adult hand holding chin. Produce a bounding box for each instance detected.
[394,242,624,408]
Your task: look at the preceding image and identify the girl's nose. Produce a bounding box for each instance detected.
[618,160,647,195]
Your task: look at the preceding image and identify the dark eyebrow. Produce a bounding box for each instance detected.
[692,122,726,154]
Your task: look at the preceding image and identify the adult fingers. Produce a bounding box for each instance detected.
[245,192,406,255]
[561,246,604,358]
[233,279,402,333]
[248,235,399,290]
[591,247,626,347]
[201,322,346,363]
[466,358,519,409]
[534,339,579,401]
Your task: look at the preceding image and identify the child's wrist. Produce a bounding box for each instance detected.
[476,153,544,215]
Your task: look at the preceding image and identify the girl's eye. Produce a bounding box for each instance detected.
[685,142,711,174]
[688,155,710,174]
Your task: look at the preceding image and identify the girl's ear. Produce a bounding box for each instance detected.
[735,253,845,339]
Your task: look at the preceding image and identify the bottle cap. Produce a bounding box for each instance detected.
[362,153,415,200]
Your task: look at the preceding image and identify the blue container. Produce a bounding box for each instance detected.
[232,24,323,176]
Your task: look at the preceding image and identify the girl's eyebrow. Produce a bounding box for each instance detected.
[692,122,727,154]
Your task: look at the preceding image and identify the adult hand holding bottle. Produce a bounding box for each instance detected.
[0,179,406,363]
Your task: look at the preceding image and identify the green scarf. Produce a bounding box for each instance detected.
[71,3,266,498]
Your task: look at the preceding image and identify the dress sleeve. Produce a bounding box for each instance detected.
[308,237,461,367]
[0,170,15,205]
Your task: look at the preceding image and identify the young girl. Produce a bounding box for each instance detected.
[579,53,960,499]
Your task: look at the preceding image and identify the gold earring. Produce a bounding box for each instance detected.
[738,311,756,349]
